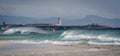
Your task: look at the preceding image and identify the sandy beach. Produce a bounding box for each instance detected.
[0,41,11,46]
[0,41,120,56]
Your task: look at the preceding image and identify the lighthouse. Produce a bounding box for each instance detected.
[53,17,62,26]
[58,17,62,26]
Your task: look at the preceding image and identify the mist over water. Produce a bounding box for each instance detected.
[0,27,120,45]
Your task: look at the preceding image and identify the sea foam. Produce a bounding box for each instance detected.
[61,30,120,41]
[3,27,48,34]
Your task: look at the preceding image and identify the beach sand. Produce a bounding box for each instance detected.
[0,41,11,46]
[0,41,120,56]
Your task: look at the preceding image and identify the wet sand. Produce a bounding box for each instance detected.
[0,41,120,56]
[0,41,11,46]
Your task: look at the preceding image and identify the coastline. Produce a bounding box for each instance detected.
[0,41,12,46]
[0,41,120,56]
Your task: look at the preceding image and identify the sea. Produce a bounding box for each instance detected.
[0,27,120,46]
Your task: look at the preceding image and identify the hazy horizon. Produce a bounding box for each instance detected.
[0,0,120,27]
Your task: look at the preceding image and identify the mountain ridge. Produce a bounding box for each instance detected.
[0,15,120,27]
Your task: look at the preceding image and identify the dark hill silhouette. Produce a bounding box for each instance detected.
[0,15,120,27]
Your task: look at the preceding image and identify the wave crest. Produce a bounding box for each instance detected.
[61,30,120,41]
[3,27,48,34]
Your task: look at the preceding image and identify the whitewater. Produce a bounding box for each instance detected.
[0,27,120,46]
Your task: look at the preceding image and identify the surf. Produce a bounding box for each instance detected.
[60,30,120,45]
[3,27,49,34]
[1,29,120,46]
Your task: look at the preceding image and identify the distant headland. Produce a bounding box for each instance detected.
[0,17,120,30]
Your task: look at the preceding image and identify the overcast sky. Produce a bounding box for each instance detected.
[0,0,120,19]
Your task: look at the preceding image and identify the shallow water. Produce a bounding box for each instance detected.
[0,27,120,45]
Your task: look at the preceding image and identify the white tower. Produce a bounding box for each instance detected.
[58,17,62,26]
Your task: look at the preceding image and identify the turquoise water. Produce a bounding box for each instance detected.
[0,27,120,45]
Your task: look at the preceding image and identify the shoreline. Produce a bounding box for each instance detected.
[0,41,120,56]
[0,41,12,46]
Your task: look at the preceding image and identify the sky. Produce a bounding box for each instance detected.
[0,0,120,19]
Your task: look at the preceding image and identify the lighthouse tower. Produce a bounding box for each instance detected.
[58,17,62,26]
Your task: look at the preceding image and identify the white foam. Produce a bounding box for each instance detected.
[9,40,120,46]
[5,30,120,46]
[9,40,83,45]
[61,30,120,41]
[3,27,47,34]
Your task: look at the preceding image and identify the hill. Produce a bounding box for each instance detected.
[0,15,120,27]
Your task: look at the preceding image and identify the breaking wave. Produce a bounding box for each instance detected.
[9,40,85,45]
[1,29,120,46]
[60,30,120,45]
[3,27,48,34]
[61,30,120,41]
[9,40,120,46]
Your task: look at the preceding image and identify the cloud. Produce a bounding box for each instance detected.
[0,0,120,19]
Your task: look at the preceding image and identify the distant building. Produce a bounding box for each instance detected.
[25,17,62,26]
[82,23,113,29]
[54,17,62,26]
[1,22,9,30]
[3,22,6,26]
[1,18,118,30]
[58,17,62,26]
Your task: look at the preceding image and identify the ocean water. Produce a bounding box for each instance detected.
[0,27,120,46]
